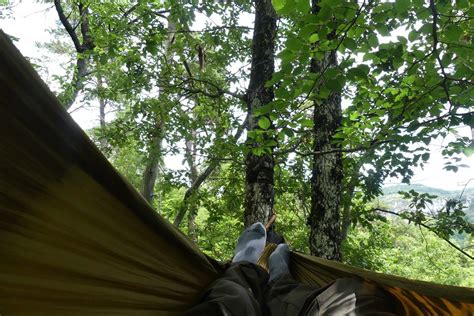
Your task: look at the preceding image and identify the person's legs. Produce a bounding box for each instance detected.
[185,223,269,316]
[266,244,320,315]
[302,277,399,315]
[185,262,269,316]
[265,244,399,316]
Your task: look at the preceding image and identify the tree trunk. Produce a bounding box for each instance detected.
[244,0,277,227]
[54,0,94,110]
[141,19,176,206]
[308,1,343,259]
[97,73,108,151]
[185,132,198,243]
[173,116,247,227]
[340,159,365,241]
[142,132,163,205]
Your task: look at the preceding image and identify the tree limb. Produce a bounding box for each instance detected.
[429,0,453,110]
[54,0,82,52]
[292,139,394,157]
[173,115,248,227]
[374,207,474,260]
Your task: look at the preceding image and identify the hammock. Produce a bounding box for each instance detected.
[0,30,473,315]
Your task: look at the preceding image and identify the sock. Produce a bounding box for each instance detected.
[268,243,290,282]
[232,222,266,264]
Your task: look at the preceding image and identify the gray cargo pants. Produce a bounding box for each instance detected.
[186,262,400,316]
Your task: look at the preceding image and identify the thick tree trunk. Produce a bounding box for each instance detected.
[308,36,343,259]
[244,0,277,227]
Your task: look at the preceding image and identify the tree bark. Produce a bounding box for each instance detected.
[141,131,163,205]
[244,0,277,227]
[173,117,248,227]
[185,131,199,243]
[141,19,176,206]
[97,73,108,151]
[308,1,343,260]
[54,0,94,110]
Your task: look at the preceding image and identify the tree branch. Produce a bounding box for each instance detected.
[54,0,82,52]
[177,77,246,100]
[293,139,394,157]
[374,208,474,260]
[429,0,453,110]
[173,115,248,227]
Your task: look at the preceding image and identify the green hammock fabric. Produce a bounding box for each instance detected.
[0,30,473,315]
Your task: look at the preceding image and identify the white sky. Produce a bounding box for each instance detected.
[1,0,473,191]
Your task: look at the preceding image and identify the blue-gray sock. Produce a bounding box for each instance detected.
[269,243,290,282]
[232,222,266,264]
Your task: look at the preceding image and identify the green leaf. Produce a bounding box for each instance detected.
[309,33,320,43]
[326,76,345,92]
[408,30,418,42]
[295,0,311,12]
[286,37,303,51]
[368,34,379,48]
[277,49,296,63]
[272,0,286,11]
[300,118,313,127]
[343,38,357,50]
[395,0,411,13]
[300,25,317,39]
[265,71,284,87]
[350,112,360,120]
[347,67,367,80]
[445,25,463,42]
[258,116,271,130]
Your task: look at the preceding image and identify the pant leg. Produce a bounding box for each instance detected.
[266,275,400,316]
[266,273,321,316]
[303,277,400,315]
[185,262,269,316]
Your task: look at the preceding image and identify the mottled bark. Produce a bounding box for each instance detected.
[308,4,343,259]
[244,0,277,227]
[142,132,163,205]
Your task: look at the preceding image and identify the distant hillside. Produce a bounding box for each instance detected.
[379,184,474,221]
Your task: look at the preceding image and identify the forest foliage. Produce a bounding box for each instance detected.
[1,0,473,286]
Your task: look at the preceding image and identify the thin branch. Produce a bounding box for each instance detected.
[173,115,249,227]
[177,77,246,100]
[293,139,394,157]
[174,25,253,34]
[458,178,474,200]
[374,207,474,260]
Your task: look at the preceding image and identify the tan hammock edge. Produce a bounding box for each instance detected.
[0,30,472,315]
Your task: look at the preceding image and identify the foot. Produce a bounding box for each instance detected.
[232,222,267,264]
[268,243,290,282]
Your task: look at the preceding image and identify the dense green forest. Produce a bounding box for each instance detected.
[1,0,473,286]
